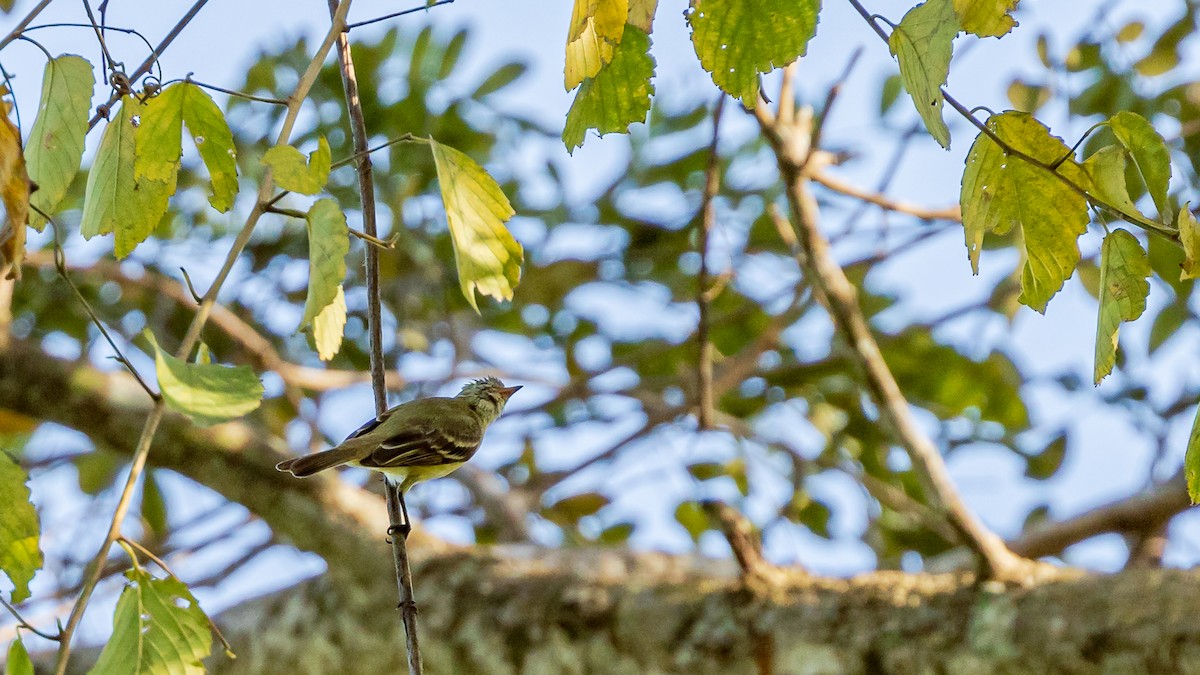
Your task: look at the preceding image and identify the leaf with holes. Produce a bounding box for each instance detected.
[0,453,39,604]
[889,0,959,149]
[430,139,523,312]
[26,55,93,231]
[79,96,171,258]
[687,0,819,107]
[960,111,1089,312]
[1094,229,1150,384]
[91,568,212,675]
[261,137,330,195]
[137,83,238,212]
[146,330,263,426]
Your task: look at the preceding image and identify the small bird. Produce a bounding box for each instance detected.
[276,377,521,534]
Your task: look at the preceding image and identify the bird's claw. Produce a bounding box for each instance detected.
[386,523,412,541]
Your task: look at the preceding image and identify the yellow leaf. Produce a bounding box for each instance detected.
[565,0,628,90]
[0,102,32,280]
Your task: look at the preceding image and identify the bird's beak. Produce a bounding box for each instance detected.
[499,385,522,400]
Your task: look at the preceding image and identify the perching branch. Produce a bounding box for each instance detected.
[325,0,423,671]
[754,83,1046,584]
[52,2,356,672]
[695,97,724,430]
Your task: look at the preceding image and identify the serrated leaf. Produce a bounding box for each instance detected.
[565,0,628,90]
[563,25,655,152]
[79,96,171,258]
[262,137,330,195]
[960,111,1089,312]
[27,55,93,231]
[1094,229,1150,384]
[298,199,348,361]
[953,0,1019,38]
[687,0,820,107]
[889,0,958,149]
[141,470,169,540]
[1188,403,1200,503]
[1178,204,1199,281]
[0,453,39,604]
[5,637,32,675]
[1108,111,1172,222]
[91,568,212,675]
[145,330,263,426]
[430,139,523,312]
[0,99,30,280]
[1081,145,1141,217]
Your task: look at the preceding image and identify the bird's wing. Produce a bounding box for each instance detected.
[358,405,484,468]
[342,406,399,442]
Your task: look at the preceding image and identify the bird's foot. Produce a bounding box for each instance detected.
[386,522,412,542]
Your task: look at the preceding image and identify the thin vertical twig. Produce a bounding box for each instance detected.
[326,1,421,672]
[696,96,724,430]
[53,4,354,672]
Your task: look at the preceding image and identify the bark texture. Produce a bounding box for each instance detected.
[6,342,1200,674]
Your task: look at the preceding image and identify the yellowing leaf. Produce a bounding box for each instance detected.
[0,101,31,279]
[91,568,213,675]
[0,452,40,604]
[1093,229,1150,384]
[145,330,263,426]
[960,112,1089,312]
[262,137,330,196]
[1179,204,1199,281]
[687,0,820,107]
[79,96,171,258]
[953,0,1019,38]
[299,199,349,361]
[565,0,628,90]
[1081,145,1141,218]
[1108,111,1172,222]
[889,0,959,149]
[313,285,346,362]
[564,24,655,152]
[137,83,238,213]
[26,55,93,231]
[430,139,523,312]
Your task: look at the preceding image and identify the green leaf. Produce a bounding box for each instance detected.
[952,0,1019,38]
[184,87,238,212]
[75,450,122,495]
[145,330,263,426]
[674,501,709,542]
[687,462,724,481]
[1094,229,1150,384]
[91,568,212,675]
[135,84,186,187]
[1107,111,1172,222]
[141,470,169,540]
[79,96,171,258]
[0,453,39,604]
[298,199,349,361]
[960,111,1089,312]
[597,522,634,544]
[687,0,820,107]
[563,25,655,152]
[430,139,523,312]
[5,637,33,675]
[565,0,628,90]
[26,55,93,231]
[889,0,958,149]
[261,137,330,195]
[1024,432,1066,480]
[472,62,528,99]
[1188,403,1200,504]
[1081,145,1141,218]
[1178,204,1199,281]
[548,492,609,521]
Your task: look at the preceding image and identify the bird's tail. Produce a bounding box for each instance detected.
[276,439,371,477]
